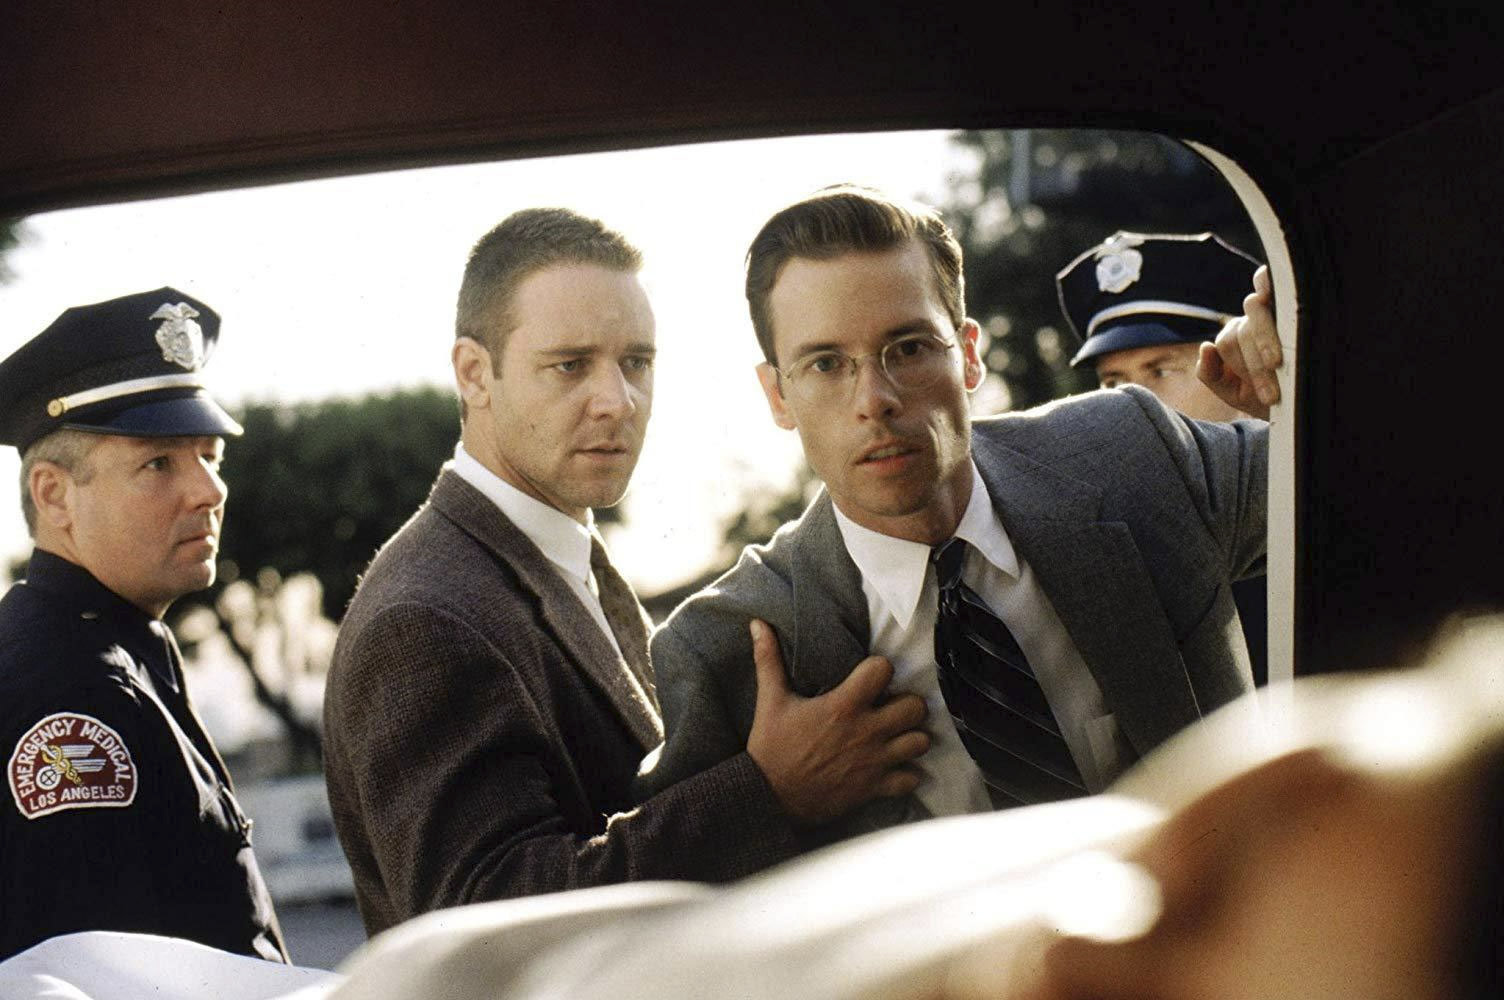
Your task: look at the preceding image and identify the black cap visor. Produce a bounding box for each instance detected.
[62,389,244,440]
[1070,319,1222,368]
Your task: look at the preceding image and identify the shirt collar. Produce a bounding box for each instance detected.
[954,461,1020,580]
[451,443,595,585]
[832,461,1018,631]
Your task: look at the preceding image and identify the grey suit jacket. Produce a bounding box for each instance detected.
[641,386,1265,848]
[323,469,799,934]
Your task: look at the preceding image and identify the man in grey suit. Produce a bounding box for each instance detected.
[323,208,930,934]
[642,187,1278,849]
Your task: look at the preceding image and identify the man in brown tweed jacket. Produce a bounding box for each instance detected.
[323,208,931,935]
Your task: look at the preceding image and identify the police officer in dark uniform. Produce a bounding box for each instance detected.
[0,288,286,961]
[1057,232,1270,686]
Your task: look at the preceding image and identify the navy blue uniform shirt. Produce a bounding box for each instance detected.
[0,549,286,961]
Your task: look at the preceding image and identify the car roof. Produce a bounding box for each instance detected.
[3,4,1501,213]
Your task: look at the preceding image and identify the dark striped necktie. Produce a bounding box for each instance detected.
[931,537,1087,807]
[590,535,658,706]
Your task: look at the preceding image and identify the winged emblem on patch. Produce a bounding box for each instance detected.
[150,302,206,370]
[36,742,103,790]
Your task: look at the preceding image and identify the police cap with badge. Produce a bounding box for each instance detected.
[1057,232,1261,369]
[0,287,243,453]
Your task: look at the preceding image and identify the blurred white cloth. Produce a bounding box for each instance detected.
[326,880,714,1000]
[470,797,1163,1000]
[0,931,339,1000]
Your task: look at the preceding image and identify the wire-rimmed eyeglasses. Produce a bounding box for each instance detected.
[772,333,958,405]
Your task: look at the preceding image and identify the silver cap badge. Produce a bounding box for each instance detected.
[1095,246,1144,295]
[150,302,206,370]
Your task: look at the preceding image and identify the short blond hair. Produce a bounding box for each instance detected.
[456,208,643,366]
[19,428,100,536]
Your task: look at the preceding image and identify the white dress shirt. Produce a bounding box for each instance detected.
[450,443,622,659]
[833,462,1124,813]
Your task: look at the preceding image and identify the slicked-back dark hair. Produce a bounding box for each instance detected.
[744,185,965,365]
[456,207,642,368]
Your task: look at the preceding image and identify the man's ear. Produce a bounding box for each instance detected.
[755,362,798,431]
[452,337,494,412]
[29,461,74,532]
[959,319,985,392]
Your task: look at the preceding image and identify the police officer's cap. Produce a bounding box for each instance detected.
[1057,232,1261,368]
[0,287,244,452]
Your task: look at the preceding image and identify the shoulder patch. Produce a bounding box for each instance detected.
[8,712,137,819]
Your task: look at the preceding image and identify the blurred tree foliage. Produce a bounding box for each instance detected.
[207,387,461,622]
[940,129,1263,413]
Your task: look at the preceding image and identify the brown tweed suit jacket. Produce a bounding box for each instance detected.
[323,469,799,935]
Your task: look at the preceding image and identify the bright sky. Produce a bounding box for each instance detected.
[0,131,964,593]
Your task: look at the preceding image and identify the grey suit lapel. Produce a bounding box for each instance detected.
[786,492,871,696]
[786,490,931,833]
[428,469,663,751]
[971,434,1201,757]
